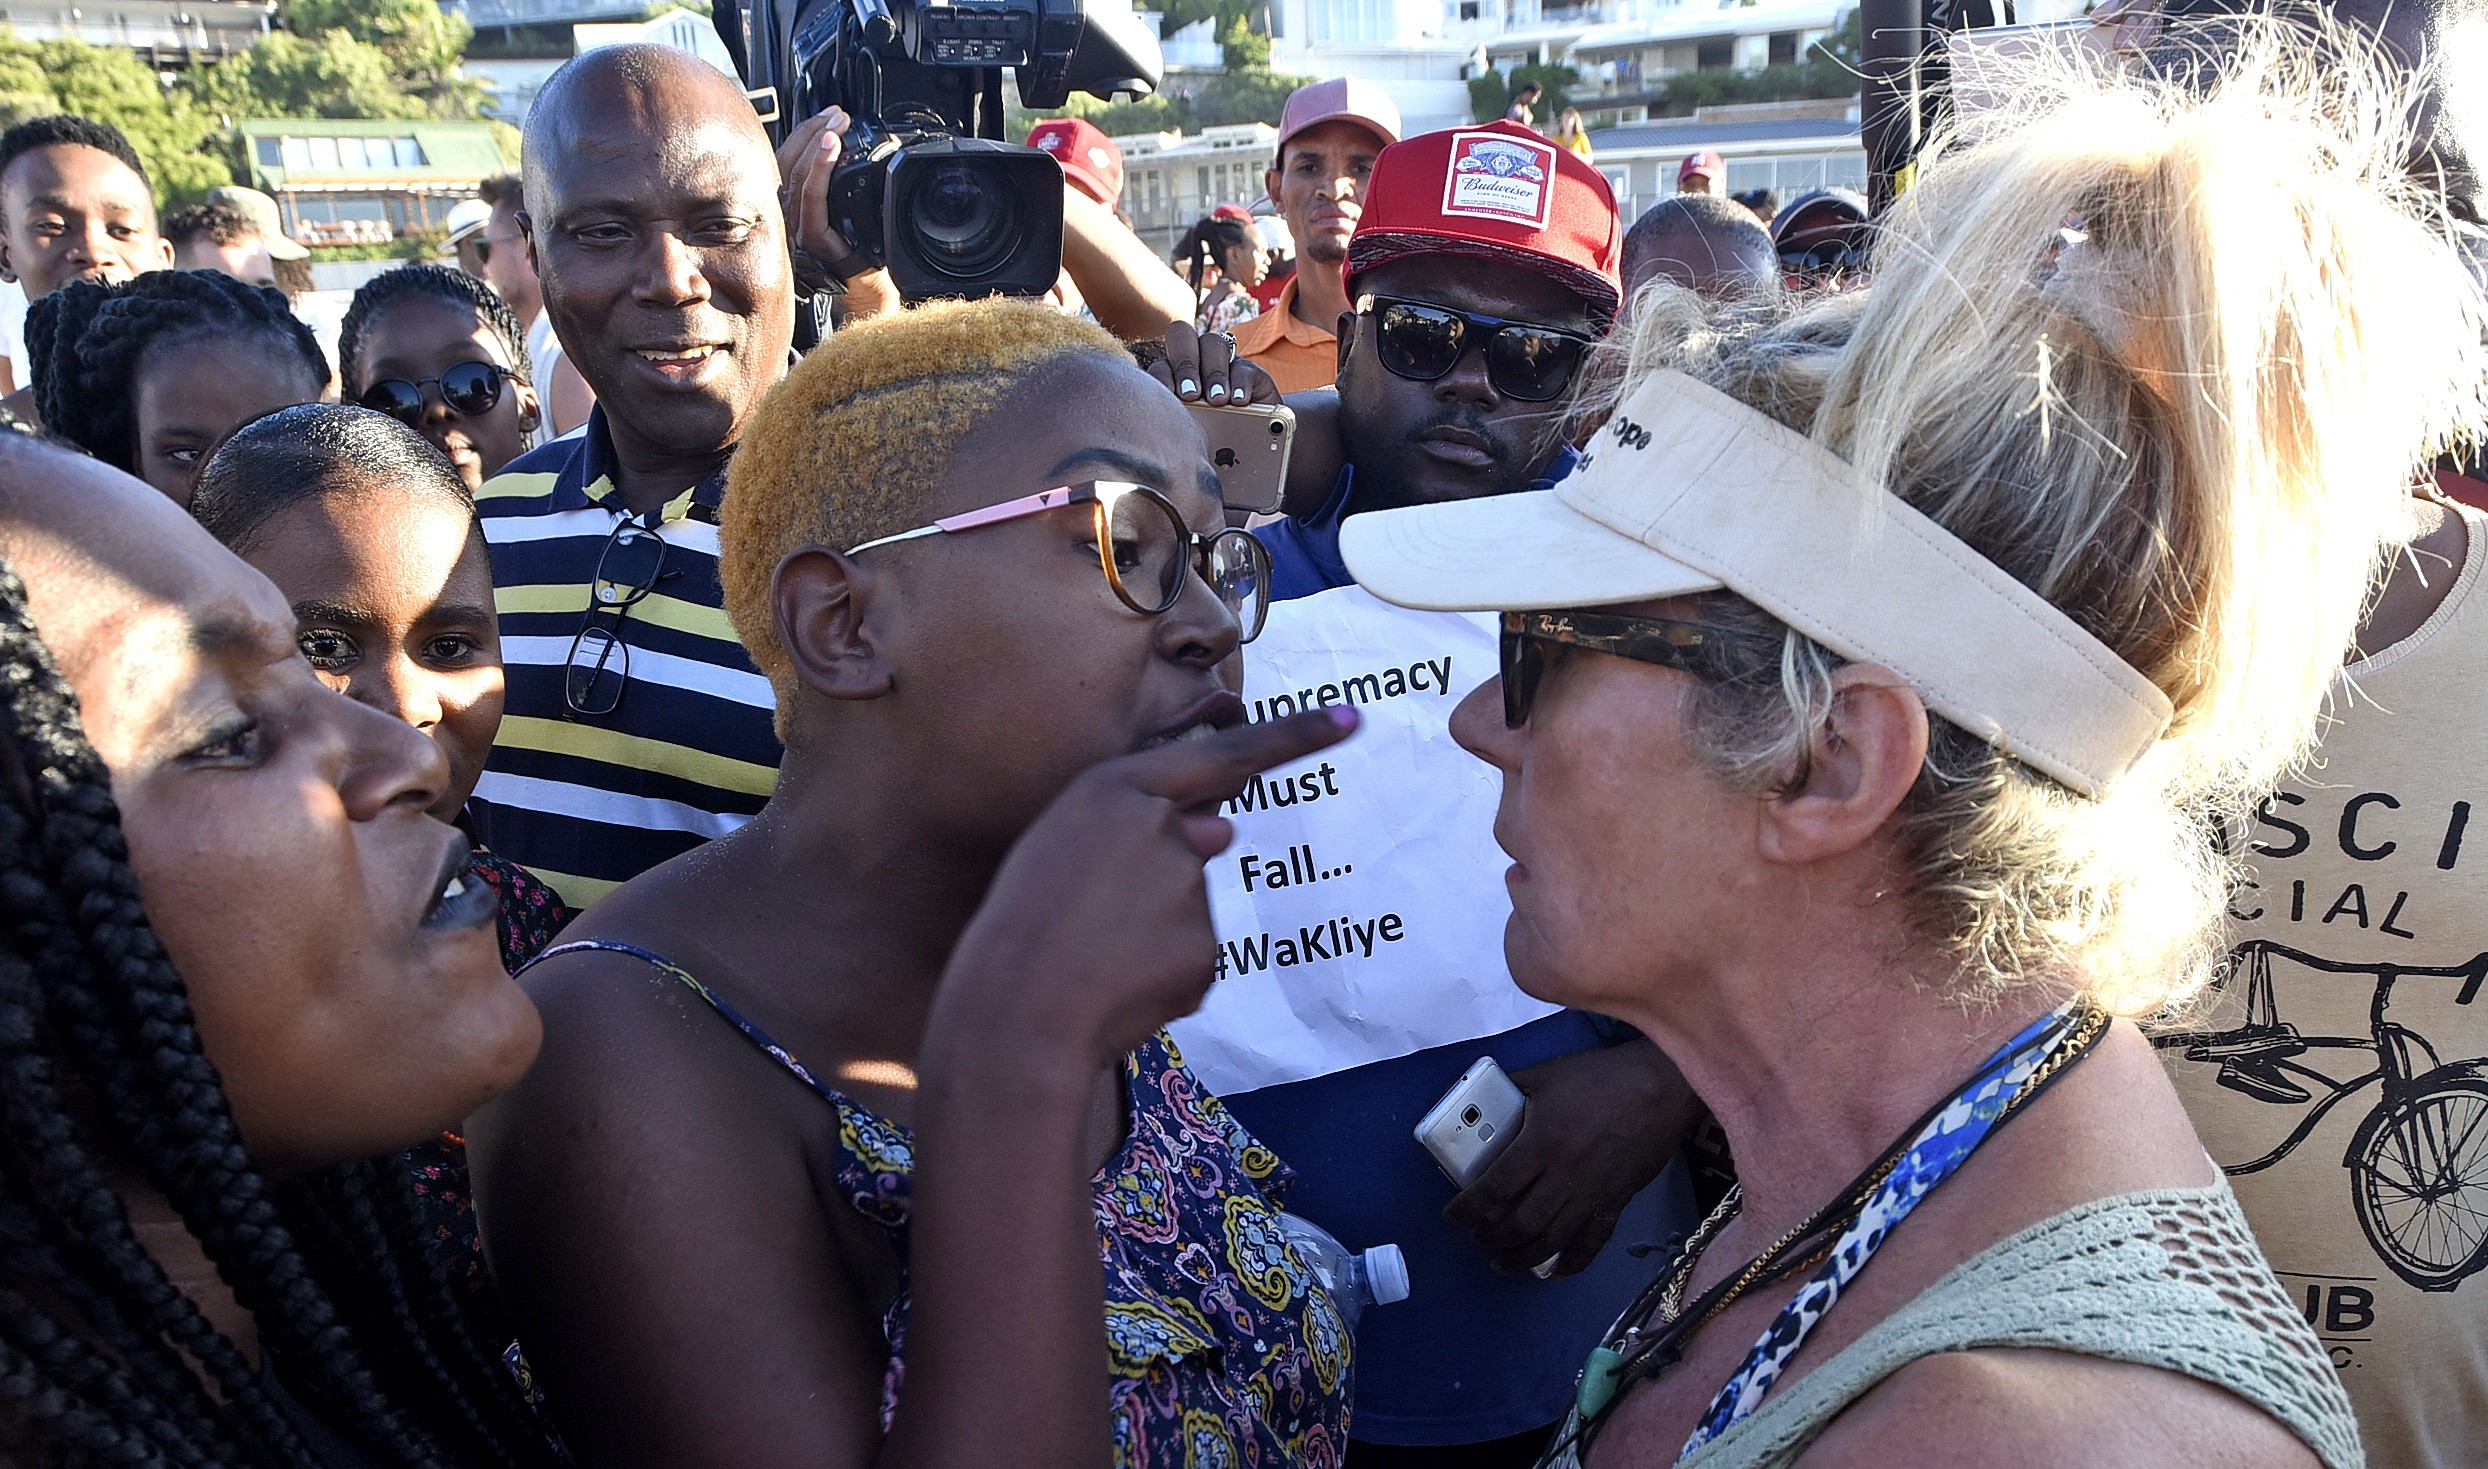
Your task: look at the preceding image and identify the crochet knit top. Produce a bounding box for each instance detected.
[1547,1180,2363,1469]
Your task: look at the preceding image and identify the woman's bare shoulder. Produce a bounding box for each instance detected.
[1794,1347,2323,1469]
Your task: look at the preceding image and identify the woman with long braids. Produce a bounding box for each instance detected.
[1177,213,1267,333]
[0,434,560,1468]
[25,269,329,505]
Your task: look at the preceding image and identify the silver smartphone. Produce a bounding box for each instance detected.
[1414,1056,1528,1190]
[1188,400,1296,514]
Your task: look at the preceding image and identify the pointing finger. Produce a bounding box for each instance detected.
[1121,705,1357,810]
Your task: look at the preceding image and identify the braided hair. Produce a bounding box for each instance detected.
[24,272,329,475]
[338,265,533,401]
[1174,214,1256,295]
[0,438,558,1469]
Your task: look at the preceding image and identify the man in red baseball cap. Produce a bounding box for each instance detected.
[1678,147,1725,195]
[1007,116,1190,337]
[1330,119,1620,514]
[1202,120,1700,1468]
[1025,117,1124,209]
[1233,75,1401,393]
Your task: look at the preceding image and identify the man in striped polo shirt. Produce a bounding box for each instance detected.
[472,45,796,905]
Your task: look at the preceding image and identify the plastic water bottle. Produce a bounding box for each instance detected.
[1278,1212,1410,1331]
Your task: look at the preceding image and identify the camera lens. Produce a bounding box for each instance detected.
[1461,1105,1481,1126]
[907,160,1024,280]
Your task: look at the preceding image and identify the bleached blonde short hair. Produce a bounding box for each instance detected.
[721,298,1123,731]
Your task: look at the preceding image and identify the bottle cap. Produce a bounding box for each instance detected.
[1362,1244,1411,1305]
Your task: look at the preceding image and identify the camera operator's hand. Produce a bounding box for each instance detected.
[778,107,901,322]
[1148,321,1280,406]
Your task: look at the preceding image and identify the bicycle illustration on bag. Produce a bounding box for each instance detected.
[2153,940,2488,1291]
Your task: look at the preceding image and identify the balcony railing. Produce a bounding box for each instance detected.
[452,0,651,28]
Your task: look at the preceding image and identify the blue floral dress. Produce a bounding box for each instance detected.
[521,939,1352,1468]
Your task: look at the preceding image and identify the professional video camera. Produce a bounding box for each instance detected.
[715,0,1162,301]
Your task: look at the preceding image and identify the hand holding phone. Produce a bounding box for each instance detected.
[1188,401,1296,515]
[1414,1057,1528,1190]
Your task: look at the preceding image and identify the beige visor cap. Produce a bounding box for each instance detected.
[1337,370,2174,796]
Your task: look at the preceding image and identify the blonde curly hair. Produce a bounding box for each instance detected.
[1582,27,2488,1016]
[721,298,1123,730]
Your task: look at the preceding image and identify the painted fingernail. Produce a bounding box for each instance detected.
[1327,705,1360,729]
[1180,378,1198,396]
[1208,384,1228,401]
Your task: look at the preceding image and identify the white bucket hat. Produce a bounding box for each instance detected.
[1337,369,2173,796]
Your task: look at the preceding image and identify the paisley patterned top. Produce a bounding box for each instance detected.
[404,842,574,1295]
[521,939,1353,1469]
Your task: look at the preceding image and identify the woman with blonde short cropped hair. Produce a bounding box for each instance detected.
[1342,35,2487,1469]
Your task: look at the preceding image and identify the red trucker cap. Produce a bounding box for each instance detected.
[1027,118,1125,207]
[1346,120,1622,326]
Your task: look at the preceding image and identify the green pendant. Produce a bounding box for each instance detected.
[1576,1344,1626,1420]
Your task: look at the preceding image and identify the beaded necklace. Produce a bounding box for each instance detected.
[1558,999,2108,1465]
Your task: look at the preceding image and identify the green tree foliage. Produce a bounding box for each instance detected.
[0,36,231,203]
[196,30,435,121]
[279,0,483,114]
[1467,63,1577,125]
[291,0,468,77]
[1215,13,1268,70]
[0,0,500,212]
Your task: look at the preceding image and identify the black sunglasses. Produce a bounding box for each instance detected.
[358,360,518,426]
[1358,294,1594,403]
[1500,608,1769,728]
[564,518,674,717]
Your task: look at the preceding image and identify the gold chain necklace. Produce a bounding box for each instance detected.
[1647,1003,2108,1337]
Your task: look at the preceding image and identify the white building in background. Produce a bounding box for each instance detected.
[573,6,737,74]
[0,0,273,63]
[1585,96,1862,223]
[1118,122,1281,246]
[462,3,735,123]
[1263,0,1473,135]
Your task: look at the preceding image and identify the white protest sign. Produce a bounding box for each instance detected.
[1167,582,1559,1095]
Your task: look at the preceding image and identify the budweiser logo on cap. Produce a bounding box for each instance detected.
[1442,131,1557,228]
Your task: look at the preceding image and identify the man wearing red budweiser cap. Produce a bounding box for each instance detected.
[1319,120,1620,522]
[1194,120,1702,1467]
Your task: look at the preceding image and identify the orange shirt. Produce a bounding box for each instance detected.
[1233,276,1343,394]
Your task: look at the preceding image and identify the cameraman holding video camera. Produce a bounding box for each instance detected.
[783,105,1195,338]
[720,0,1187,335]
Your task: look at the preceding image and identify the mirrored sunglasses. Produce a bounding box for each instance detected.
[1360,294,1594,403]
[358,359,517,426]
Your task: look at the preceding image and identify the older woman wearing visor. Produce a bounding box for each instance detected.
[1342,39,2487,1469]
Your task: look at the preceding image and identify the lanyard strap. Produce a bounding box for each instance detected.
[1676,1000,2087,1460]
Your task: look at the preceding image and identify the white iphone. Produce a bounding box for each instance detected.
[1414,1057,1528,1189]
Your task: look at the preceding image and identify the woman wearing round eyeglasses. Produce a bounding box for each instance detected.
[340,263,545,490]
[1342,47,2482,1469]
[469,299,1362,1469]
